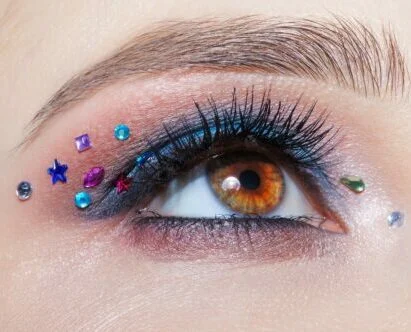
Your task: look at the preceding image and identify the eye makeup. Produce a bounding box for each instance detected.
[16,181,33,201]
[60,87,358,262]
[74,133,92,152]
[340,175,365,194]
[10,57,409,265]
[84,89,340,221]
[388,211,405,228]
[114,124,131,141]
[17,84,381,261]
[83,167,105,188]
[47,159,68,184]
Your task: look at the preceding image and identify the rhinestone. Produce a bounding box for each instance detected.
[83,167,105,188]
[388,211,404,228]
[75,134,92,152]
[115,174,132,194]
[16,181,32,201]
[114,124,130,141]
[136,151,155,168]
[47,159,68,185]
[74,191,92,209]
[340,175,365,193]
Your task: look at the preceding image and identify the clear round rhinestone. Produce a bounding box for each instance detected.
[16,181,32,201]
[388,211,404,228]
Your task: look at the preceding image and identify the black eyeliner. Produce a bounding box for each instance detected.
[84,88,341,220]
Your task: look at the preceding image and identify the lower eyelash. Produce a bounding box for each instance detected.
[120,214,342,261]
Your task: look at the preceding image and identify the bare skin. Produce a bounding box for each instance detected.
[1,1,411,331]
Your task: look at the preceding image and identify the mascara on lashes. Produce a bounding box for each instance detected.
[83,90,341,221]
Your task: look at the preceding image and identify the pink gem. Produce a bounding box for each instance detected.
[83,167,105,188]
[115,174,132,194]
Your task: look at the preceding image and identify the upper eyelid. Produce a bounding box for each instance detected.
[84,92,340,220]
[18,16,409,150]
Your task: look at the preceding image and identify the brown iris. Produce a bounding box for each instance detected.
[206,152,284,214]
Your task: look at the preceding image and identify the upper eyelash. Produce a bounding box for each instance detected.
[157,89,337,172]
[85,88,341,218]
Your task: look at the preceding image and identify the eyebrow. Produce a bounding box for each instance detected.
[20,16,409,148]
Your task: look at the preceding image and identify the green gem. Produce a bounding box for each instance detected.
[340,176,365,193]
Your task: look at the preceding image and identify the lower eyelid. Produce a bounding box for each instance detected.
[120,215,343,262]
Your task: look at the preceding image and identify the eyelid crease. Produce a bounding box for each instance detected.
[18,15,409,150]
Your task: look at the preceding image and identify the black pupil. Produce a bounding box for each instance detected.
[239,169,261,190]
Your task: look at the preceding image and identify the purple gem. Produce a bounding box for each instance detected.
[75,134,92,152]
[83,167,105,188]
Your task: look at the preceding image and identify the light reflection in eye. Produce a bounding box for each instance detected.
[148,151,318,221]
[207,152,284,215]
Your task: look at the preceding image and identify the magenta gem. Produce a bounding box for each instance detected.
[75,134,92,152]
[83,167,105,188]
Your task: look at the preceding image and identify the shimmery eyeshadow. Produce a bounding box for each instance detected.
[74,134,92,152]
[83,167,105,188]
[114,124,130,141]
[16,181,32,201]
[340,175,365,193]
[388,211,404,228]
[74,191,92,209]
[47,159,68,184]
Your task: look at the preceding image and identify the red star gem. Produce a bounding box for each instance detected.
[115,174,132,194]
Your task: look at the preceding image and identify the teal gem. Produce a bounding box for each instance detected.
[74,191,92,209]
[340,176,365,193]
[114,124,130,141]
[136,151,155,168]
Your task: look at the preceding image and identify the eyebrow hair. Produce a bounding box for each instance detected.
[20,16,409,148]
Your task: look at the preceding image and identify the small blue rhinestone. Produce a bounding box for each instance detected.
[136,151,155,168]
[114,124,130,141]
[74,191,92,209]
[47,159,68,185]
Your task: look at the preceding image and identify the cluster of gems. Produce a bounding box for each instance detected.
[15,123,405,228]
[17,124,137,210]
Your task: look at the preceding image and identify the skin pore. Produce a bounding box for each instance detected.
[1,1,411,331]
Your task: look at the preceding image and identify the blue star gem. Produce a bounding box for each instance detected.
[47,159,68,184]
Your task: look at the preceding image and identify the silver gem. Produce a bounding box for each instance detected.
[388,211,404,228]
[16,181,32,201]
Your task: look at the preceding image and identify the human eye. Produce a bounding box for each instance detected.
[79,89,346,261]
[16,17,407,265]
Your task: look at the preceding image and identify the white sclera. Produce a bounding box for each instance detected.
[148,164,316,218]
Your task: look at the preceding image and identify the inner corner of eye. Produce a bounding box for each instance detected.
[146,150,342,233]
